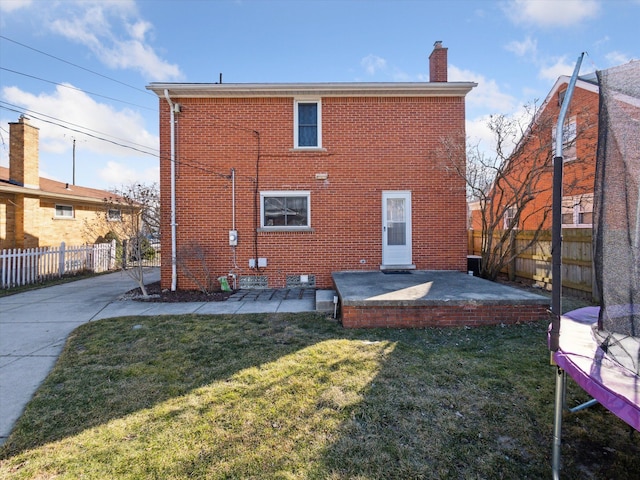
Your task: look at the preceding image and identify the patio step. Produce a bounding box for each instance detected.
[316,289,337,313]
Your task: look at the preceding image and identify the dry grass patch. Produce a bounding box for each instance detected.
[1,313,637,479]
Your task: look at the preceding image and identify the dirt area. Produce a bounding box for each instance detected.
[127,281,234,302]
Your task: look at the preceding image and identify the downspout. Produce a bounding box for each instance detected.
[550,52,584,480]
[164,89,178,291]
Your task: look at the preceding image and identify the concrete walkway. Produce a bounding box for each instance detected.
[0,269,316,446]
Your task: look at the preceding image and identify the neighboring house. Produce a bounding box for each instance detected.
[470,62,639,233]
[147,42,477,290]
[0,116,127,249]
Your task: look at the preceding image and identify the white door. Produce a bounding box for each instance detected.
[382,191,412,266]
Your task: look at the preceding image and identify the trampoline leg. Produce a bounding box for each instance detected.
[552,367,566,480]
[569,398,598,413]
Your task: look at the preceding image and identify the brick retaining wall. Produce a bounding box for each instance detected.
[341,303,550,329]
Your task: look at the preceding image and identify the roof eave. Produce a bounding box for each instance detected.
[0,184,109,205]
[146,82,477,98]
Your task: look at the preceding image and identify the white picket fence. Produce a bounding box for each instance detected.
[0,241,117,289]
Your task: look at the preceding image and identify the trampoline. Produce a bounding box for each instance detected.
[552,306,639,431]
[549,57,639,478]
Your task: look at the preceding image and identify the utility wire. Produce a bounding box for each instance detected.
[0,35,154,97]
[0,67,156,111]
[1,102,255,182]
[0,103,159,157]
[0,100,158,153]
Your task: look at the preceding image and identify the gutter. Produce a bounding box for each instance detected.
[164,89,178,292]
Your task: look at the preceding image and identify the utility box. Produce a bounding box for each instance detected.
[467,255,482,276]
[229,230,238,246]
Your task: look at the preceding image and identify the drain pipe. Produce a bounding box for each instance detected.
[164,89,178,291]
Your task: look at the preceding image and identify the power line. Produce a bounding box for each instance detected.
[0,102,159,157]
[0,35,155,97]
[0,67,156,111]
[0,100,158,153]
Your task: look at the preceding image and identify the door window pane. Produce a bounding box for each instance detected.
[388,223,406,245]
[387,198,406,245]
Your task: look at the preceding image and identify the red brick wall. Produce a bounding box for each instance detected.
[341,304,550,328]
[159,95,468,289]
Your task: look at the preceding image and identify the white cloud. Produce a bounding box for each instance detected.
[47,1,182,81]
[449,65,517,113]
[538,56,576,81]
[505,36,537,58]
[504,0,600,27]
[605,50,633,66]
[361,55,387,75]
[1,84,158,158]
[0,0,32,13]
[98,160,158,186]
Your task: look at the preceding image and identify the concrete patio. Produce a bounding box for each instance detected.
[332,270,550,328]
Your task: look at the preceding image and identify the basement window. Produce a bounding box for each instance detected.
[260,191,310,230]
[55,204,74,219]
[294,99,321,148]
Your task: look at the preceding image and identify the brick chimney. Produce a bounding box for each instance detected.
[9,115,40,189]
[429,41,448,82]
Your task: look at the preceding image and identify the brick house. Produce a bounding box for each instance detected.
[0,116,129,249]
[148,42,477,290]
[468,65,628,233]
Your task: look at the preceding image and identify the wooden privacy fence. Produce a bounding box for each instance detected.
[0,241,117,289]
[468,229,596,299]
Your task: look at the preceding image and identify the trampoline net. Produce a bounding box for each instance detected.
[594,61,640,372]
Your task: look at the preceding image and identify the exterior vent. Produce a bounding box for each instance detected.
[286,274,316,288]
[239,275,269,289]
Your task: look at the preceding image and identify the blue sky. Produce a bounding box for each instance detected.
[1,0,638,190]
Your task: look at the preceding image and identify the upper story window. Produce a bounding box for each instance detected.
[552,116,577,161]
[294,99,321,149]
[260,191,311,230]
[503,205,518,230]
[55,204,74,219]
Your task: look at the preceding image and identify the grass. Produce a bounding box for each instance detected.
[1,312,638,479]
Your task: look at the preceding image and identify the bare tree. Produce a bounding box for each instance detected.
[443,102,596,281]
[85,183,160,297]
[176,242,217,294]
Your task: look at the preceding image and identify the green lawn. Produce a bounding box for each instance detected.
[1,313,637,479]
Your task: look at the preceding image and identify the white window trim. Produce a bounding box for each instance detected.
[259,191,311,231]
[55,204,74,219]
[552,116,577,162]
[562,194,593,228]
[503,205,518,230]
[293,98,322,149]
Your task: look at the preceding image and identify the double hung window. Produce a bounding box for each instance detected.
[294,99,321,148]
[562,194,593,227]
